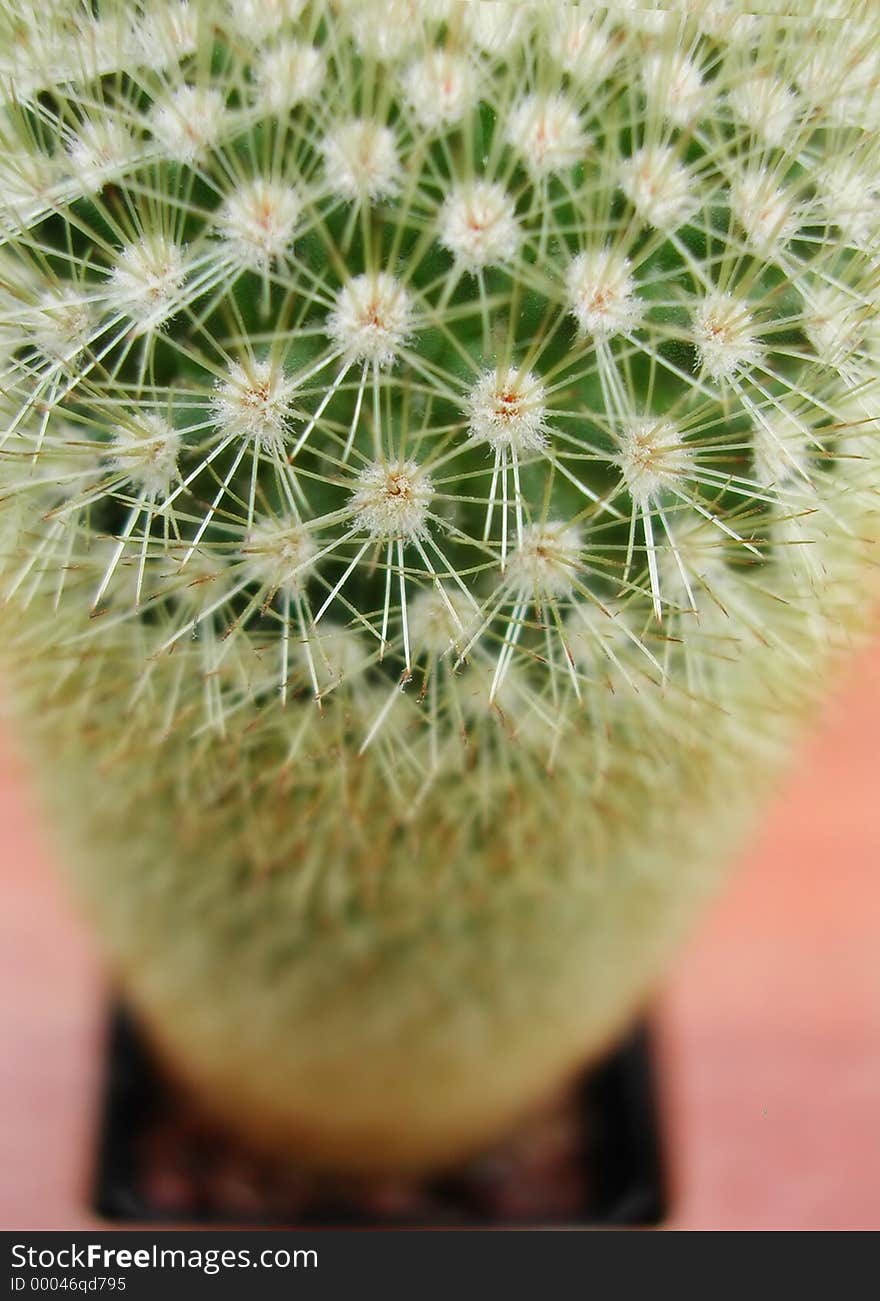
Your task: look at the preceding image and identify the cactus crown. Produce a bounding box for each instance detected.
[1,0,878,788]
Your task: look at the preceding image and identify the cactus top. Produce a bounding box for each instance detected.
[0,0,878,766]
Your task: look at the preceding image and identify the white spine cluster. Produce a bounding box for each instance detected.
[464,0,528,57]
[507,522,581,599]
[351,460,433,541]
[506,94,586,179]
[620,146,696,232]
[693,293,762,382]
[151,87,224,164]
[326,274,412,368]
[66,119,136,193]
[254,41,324,113]
[211,361,296,451]
[617,418,693,508]
[402,51,474,129]
[566,249,643,341]
[217,179,301,269]
[437,182,521,273]
[110,415,181,499]
[804,288,867,379]
[729,169,798,257]
[107,236,187,332]
[641,50,707,127]
[408,586,472,655]
[466,367,548,454]
[321,120,400,204]
[225,0,305,43]
[30,288,93,363]
[819,158,880,251]
[727,73,799,147]
[547,9,613,83]
[133,1,199,69]
[244,521,317,593]
[348,0,444,62]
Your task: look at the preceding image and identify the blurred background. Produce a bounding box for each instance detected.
[1,642,878,1230]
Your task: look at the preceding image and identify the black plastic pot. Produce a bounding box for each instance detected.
[93,1006,666,1228]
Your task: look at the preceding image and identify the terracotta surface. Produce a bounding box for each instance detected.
[1,647,878,1231]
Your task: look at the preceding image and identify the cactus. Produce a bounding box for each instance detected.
[0,0,878,1173]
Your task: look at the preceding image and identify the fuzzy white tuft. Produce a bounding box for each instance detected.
[567,248,643,341]
[351,460,433,541]
[326,274,412,368]
[466,367,548,454]
[212,361,296,452]
[322,120,400,204]
[437,182,521,273]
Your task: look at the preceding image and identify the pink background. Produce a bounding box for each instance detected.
[2,645,878,1230]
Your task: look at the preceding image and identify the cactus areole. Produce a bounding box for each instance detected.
[0,0,878,1172]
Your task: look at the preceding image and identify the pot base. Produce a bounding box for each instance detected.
[92,1006,666,1227]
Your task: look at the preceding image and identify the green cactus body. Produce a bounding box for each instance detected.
[0,0,878,1170]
